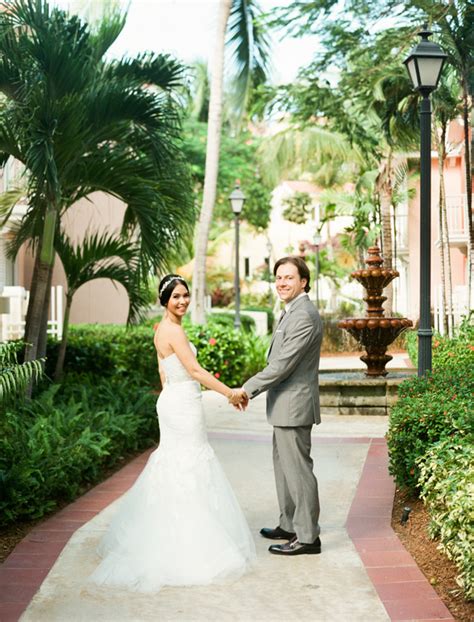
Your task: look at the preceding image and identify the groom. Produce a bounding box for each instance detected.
[235,256,323,556]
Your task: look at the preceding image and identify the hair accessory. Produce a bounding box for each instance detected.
[159,276,185,297]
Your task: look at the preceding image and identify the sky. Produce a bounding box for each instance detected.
[55,0,321,84]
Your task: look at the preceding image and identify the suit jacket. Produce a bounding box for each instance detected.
[243,294,322,427]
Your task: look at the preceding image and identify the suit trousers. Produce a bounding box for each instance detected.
[273,425,320,543]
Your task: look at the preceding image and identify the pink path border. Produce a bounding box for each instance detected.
[346,439,453,621]
[0,437,454,622]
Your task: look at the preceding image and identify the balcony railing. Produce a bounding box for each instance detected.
[439,194,469,247]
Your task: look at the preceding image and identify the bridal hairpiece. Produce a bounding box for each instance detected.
[159,276,185,297]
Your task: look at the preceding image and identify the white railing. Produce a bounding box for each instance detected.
[0,285,63,342]
[394,210,409,252]
[443,195,469,243]
[434,284,469,335]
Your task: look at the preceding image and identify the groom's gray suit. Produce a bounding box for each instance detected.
[243,293,322,544]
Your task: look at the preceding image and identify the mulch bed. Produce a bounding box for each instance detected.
[391,488,474,622]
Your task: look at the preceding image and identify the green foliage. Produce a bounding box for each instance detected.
[0,342,43,404]
[406,317,474,370]
[46,324,159,388]
[387,368,474,493]
[282,191,313,224]
[45,317,266,389]
[417,437,474,600]
[205,313,256,334]
[185,320,269,386]
[0,377,158,526]
[181,118,272,231]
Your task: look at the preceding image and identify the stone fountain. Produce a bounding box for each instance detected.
[338,246,413,377]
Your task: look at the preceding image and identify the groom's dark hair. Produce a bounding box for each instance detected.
[273,256,311,293]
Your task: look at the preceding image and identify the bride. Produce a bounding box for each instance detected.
[90,274,255,592]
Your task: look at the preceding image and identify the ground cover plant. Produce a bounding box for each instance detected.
[0,376,158,526]
[417,437,474,600]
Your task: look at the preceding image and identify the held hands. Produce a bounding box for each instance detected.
[228,388,249,411]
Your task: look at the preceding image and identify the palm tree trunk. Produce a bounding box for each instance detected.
[437,128,448,335]
[379,153,394,315]
[54,293,72,382]
[461,86,473,309]
[191,0,233,325]
[24,206,57,364]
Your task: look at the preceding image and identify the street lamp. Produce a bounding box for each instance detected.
[403,25,446,377]
[313,231,322,308]
[229,182,246,329]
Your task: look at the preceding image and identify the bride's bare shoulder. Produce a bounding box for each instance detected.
[154,320,186,347]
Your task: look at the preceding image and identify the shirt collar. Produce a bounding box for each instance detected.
[285,292,307,312]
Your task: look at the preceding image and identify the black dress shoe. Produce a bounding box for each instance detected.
[269,536,321,556]
[260,526,296,540]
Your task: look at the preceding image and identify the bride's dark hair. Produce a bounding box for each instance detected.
[158,274,189,306]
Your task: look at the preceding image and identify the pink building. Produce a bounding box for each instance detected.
[396,119,471,326]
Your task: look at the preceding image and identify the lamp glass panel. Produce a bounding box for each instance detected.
[230,198,244,214]
[406,57,419,88]
[418,57,444,87]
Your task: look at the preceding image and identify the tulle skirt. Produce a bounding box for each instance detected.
[89,382,256,592]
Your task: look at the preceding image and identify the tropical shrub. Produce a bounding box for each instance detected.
[206,312,256,333]
[45,317,266,388]
[387,367,473,492]
[406,315,474,370]
[185,322,269,386]
[0,376,158,526]
[46,324,158,387]
[417,436,474,600]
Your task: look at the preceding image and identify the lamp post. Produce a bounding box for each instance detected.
[403,25,446,377]
[229,182,246,329]
[313,231,322,308]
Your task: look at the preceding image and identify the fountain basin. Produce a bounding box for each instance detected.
[319,369,416,416]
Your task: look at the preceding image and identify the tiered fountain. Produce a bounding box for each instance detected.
[338,246,413,377]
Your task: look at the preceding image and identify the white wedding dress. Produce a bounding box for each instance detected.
[90,344,256,592]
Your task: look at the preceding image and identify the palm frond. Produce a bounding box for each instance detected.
[55,228,149,322]
[226,0,272,120]
[258,125,353,187]
[0,342,43,404]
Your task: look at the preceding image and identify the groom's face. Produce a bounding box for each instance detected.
[275,263,307,304]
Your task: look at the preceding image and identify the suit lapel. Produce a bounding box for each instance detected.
[267,294,309,358]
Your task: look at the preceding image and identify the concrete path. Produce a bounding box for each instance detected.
[2,376,453,622]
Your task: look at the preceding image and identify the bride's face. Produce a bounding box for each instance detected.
[167,283,190,318]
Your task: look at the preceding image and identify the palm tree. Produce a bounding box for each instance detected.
[0,0,194,365]
[191,0,271,324]
[53,229,148,381]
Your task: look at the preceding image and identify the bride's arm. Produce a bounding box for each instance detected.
[168,325,238,402]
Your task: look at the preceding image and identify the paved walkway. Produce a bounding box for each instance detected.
[1,356,453,622]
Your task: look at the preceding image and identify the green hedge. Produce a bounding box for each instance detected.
[46,319,269,388]
[46,324,158,387]
[418,436,474,600]
[0,375,158,526]
[387,367,473,493]
[406,316,474,370]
